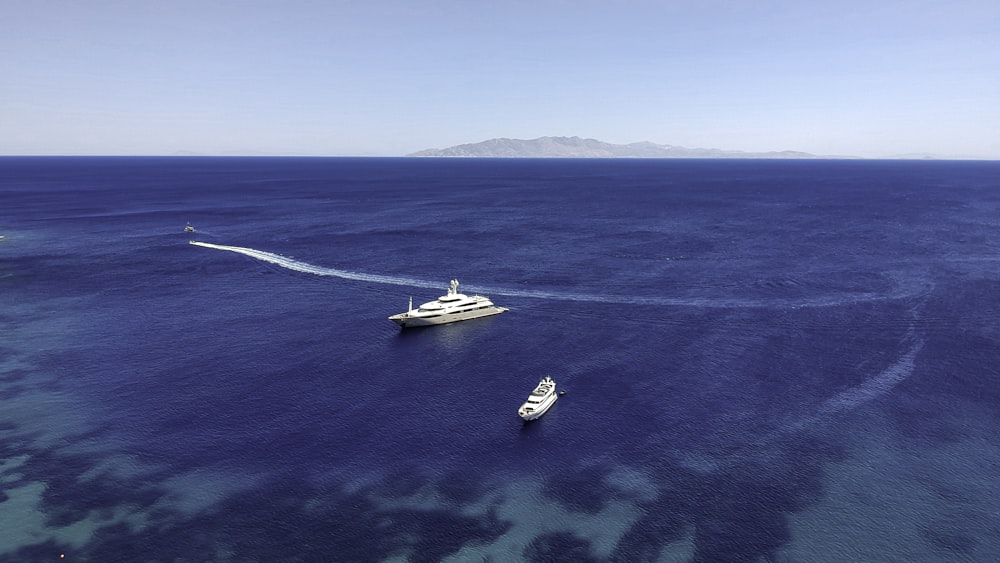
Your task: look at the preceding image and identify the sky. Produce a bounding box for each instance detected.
[2,0,998,158]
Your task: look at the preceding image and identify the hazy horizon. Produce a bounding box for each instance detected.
[3,1,998,159]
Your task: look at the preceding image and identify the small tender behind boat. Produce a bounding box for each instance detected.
[518,376,558,421]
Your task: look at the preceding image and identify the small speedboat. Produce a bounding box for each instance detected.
[518,376,558,421]
[184,224,195,233]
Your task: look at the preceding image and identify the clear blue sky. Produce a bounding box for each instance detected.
[3,0,998,158]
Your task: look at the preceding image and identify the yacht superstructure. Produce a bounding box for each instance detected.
[388,279,507,328]
[518,376,558,421]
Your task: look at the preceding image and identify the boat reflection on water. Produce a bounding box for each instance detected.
[394,311,501,354]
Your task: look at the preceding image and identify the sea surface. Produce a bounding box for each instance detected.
[1,157,999,562]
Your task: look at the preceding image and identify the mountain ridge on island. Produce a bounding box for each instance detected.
[409,136,824,159]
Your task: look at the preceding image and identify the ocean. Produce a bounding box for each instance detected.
[1,156,998,562]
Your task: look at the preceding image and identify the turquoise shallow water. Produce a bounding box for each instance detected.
[1,157,999,561]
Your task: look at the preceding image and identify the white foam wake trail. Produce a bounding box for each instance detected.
[190,241,928,308]
[678,337,923,474]
[190,241,442,290]
[816,342,922,418]
[189,241,729,305]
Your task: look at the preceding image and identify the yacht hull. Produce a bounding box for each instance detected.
[518,376,558,421]
[519,394,557,421]
[389,306,507,328]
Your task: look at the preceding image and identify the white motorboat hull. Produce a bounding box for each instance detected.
[519,394,557,421]
[519,376,558,421]
[389,305,507,328]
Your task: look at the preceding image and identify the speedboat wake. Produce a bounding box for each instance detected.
[189,241,442,289]
[190,241,930,309]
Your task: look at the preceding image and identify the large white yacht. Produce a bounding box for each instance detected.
[518,376,558,421]
[388,279,507,328]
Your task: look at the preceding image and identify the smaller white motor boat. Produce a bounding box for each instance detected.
[518,376,558,421]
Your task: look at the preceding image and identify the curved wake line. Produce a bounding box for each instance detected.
[190,241,442,290]
[678,336,924,474]
[793,338,923,432]
[190,241,930,308]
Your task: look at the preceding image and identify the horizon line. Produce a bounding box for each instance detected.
[1,154,998,161]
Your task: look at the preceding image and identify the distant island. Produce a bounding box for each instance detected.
[409,136,823,159]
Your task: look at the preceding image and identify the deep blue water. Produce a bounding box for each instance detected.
[1,157,999,561]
